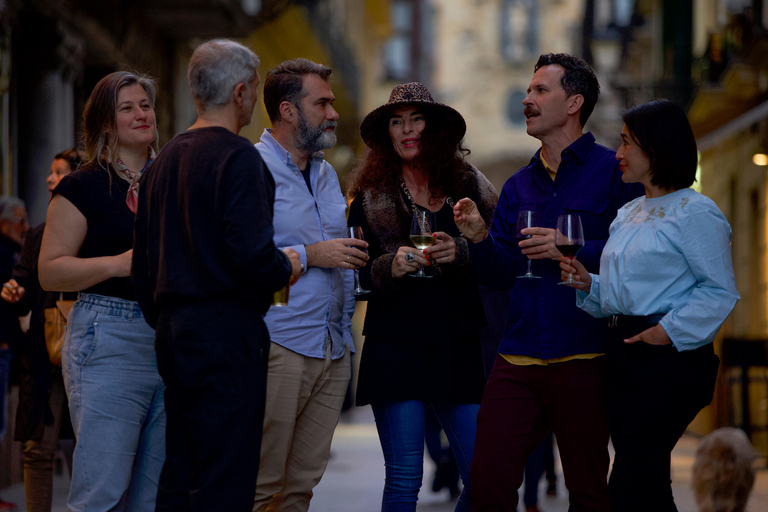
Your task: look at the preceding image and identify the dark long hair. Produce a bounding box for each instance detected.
[348,105,471,201]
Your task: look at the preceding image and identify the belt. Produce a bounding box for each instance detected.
[608,314,665,330]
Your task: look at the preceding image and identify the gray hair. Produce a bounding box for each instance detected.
[188,39,260,109]
[0,197,26,221]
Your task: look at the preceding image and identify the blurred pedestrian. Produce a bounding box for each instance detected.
[1,148,84,512]
[133,39,300,511]
[454,53,643,511]
[39,71,165,512]
[348,82,497,512]
[560,99,739,511]
[0,195,28,511]
[253,58,365,512]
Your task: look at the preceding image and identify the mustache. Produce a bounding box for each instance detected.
[320,120,337,130]
[524,107,539,118]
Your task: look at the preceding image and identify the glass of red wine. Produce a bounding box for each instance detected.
[516,210,541,279]
[556,214,584,286]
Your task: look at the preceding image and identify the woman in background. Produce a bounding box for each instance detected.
[2,148,85,512]
[39,72,165,511]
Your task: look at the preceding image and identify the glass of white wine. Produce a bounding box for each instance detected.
[409,209,436,278]
[348,226,371,296]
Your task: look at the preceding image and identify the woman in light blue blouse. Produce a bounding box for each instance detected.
[560,99,739,512]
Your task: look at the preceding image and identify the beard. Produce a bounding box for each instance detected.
[296,107,337,153]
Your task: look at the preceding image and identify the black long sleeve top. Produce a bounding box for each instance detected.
[132,126,292,328]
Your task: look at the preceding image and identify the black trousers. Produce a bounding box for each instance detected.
[606,317,719,512]
[154,300,270,512]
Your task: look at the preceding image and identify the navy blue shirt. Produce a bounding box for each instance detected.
[469,132,643,359]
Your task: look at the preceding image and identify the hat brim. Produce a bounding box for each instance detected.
[360,100,467,149]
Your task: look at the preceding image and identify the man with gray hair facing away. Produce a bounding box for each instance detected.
[132,39,301,511]
[253,58,368,512]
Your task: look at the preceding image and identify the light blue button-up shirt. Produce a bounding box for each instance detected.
[577,189,739,351]
[256,129,354,359]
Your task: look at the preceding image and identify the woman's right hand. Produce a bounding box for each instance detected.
[392,246,428,279]
[1,279,25,303]
[453,198,488,243]
[559,257,592,293]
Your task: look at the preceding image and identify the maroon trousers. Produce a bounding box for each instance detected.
[471,356,610,512]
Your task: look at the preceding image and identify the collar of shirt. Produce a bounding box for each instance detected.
[260,129,325,170]
[530,131,596,169]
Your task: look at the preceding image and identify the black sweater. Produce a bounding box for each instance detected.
[132,126,292,328]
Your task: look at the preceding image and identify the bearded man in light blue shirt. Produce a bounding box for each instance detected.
[253,58,368,512]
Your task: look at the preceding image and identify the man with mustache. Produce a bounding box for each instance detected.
[253,58,368,512]
[454,53,642,511]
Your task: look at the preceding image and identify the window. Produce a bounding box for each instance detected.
[499,0,539,63]
[384,1,415,81]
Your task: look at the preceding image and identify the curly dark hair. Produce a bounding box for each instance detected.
[535,53,600,127]
[347,105,471,201]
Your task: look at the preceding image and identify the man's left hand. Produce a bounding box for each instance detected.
[519,227,561,260]
[624,324,672,346]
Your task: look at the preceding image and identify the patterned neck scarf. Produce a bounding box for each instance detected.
[110,147,156,214]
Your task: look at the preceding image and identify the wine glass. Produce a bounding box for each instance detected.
[348,226,371,296]
[556,214,585,286]
[409,209,436,278]
[516,210,541,279]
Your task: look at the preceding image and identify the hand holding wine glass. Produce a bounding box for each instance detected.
[516,211,541,279]
[410,210,437,278]
[559,256,592,292]
[556,214,584,286]
[348,226,371,296]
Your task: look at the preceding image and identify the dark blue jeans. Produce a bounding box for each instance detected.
[372,400,479,512]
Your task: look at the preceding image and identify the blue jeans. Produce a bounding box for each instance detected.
[63,293,166,512]
[372,400,479,512]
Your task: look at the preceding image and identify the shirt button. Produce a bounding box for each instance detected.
[553,192,557,197]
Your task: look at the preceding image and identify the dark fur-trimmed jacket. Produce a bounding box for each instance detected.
[348,164,497,404]
[347,164,497,343]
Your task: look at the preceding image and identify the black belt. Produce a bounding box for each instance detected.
[608,314,665,330]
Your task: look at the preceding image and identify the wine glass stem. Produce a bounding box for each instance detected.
[353,269,361,292]
[526,259,533,276]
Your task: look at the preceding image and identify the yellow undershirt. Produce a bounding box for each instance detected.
[500,152,603,367]
[540,153,557,181]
